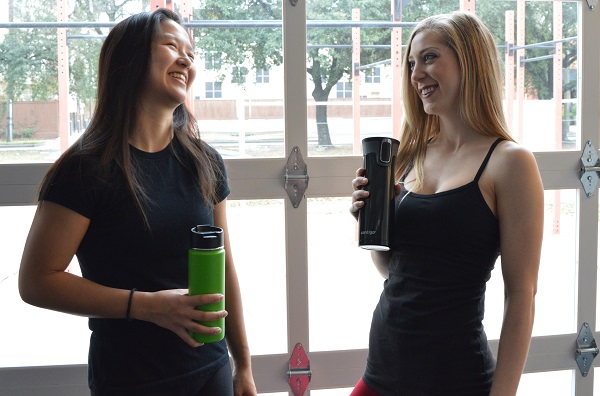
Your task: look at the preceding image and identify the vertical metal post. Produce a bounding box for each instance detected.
[6,0,13,143]
[553,2,564,151]
[6,99,12,143]
[460,0,476,13]
[150,0,173,11]
[57,0,69,152]
[180,0,195,114]
[553,2,563,235]
[516,0,525,143]
[282,0,309,364]
[504,11,515,135]
[352,9,361,155]
[390,0,402,141]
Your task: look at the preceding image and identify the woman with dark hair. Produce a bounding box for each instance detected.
[19,8,256,396]
[349,12,543,396]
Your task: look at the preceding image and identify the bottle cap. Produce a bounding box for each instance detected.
[190,225,224,250]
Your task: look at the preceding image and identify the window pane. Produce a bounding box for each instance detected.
[191,3,284,158]
[519,370,573,396]
[307,197,382,352]
[305,1,579,156]
[0,206,89,367]
[312,389,354,396]
[1,200,289,367]
[227,200,287,355]
[0,1,146,164]
[484,190,577,339]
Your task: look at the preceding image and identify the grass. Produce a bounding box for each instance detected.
[0,140,357,163]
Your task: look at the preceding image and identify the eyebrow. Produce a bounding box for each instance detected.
[408,46,441,59]
[158,32,194,49]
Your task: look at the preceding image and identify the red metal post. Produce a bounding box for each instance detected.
[504,11,515,136]
[460,0,476,13]
[57,0,69,152]
[553,2,564,234]
[516,0,525,143]
[179,0,195,113]
[391,0,402,142]
[553,2,563,151]
[352,9,361,154]
[150,0,173,11]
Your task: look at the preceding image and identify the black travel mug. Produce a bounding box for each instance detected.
[358,137,400,251]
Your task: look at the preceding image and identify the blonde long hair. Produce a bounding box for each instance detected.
[396,11,515,187]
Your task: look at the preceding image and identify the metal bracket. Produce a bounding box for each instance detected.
[580,140,600,197]
[284,147,309,208]
[587,0,598,11]
[576,322,599,377]
[287,343,311,396]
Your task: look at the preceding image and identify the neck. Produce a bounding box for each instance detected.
[434,116,480,151]
[130,109,174,153]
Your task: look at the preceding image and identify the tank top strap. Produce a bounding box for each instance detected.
[473,138,505,182]
[400,162,413,183]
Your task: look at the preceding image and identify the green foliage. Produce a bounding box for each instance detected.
[68,0,139,111]
[306,0,391,101]
[0,0,580,143]
[0,0,58,101]
[194,0,283,77]
[404,0,577,100]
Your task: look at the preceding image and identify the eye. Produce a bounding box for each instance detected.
[423,53,437,62]
[187,52,195,62]
[407,60,415,70]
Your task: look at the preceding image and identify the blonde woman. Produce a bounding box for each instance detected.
[350,12,543,396]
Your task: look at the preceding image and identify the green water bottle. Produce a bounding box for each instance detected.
[188,225,225,343]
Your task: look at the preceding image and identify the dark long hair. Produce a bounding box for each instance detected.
[39,8,224,226]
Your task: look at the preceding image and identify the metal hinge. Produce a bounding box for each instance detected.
[587,0,598,11]
[580,141,600,197]
[284,147,309,208]
[287,343,311,396]
[576,322,599,376]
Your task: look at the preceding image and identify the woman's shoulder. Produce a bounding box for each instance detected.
[492,140,537,168]
[489,139,541,188]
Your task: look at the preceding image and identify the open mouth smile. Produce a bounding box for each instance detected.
[169,72,187,84]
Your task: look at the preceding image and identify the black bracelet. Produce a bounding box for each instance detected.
[126,288,137,321]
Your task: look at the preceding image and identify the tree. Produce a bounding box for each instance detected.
[404,0,577,102]
[195,0,391,148]
[68,0,140,128]
[306,0,391,147]
[0,0,142,140]
[0,0,58,140]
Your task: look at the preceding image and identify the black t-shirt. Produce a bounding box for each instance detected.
[44,138,230,394]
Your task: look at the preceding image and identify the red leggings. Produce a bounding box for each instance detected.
[349,378,382,396]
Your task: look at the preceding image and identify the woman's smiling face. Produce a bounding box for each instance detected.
[408,30,461,118]
[141,18,197,110]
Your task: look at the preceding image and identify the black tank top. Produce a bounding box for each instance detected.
[363,138,503,396]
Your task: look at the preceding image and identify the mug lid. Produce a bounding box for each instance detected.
[190,225,224,249]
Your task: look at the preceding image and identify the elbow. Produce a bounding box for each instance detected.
[18,271,43,308]
[18,276,35,306]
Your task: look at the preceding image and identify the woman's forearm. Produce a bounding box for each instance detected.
[489,291,536,396]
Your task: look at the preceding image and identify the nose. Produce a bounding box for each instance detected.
[178,54,192,69]
[410,62,425,84]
